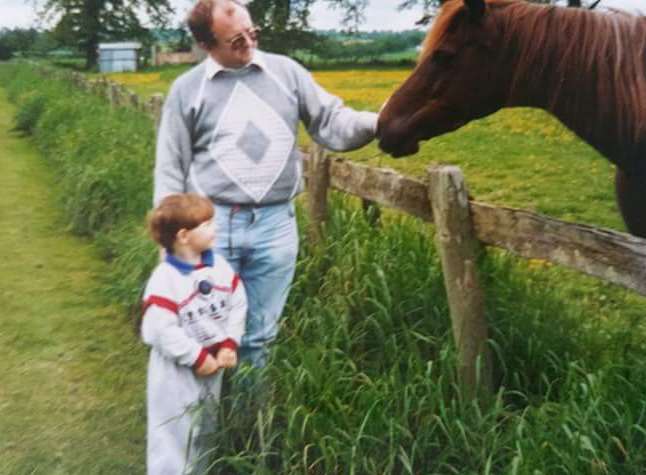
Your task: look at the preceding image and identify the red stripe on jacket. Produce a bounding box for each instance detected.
[142,295,179,315]
[192,348,210,370]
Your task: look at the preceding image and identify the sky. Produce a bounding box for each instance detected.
[0,0,644,31]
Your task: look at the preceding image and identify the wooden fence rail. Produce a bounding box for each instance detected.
[47,65,646,399]
[303,151,646,296]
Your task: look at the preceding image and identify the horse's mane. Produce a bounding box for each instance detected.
[422,0,646,158]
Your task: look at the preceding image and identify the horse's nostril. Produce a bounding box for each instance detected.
[377,134,396,154]
[376,117,398,142]
[377,122,421,158]
[377,118,407,149]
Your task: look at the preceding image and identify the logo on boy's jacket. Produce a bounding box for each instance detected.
[198,279,213,295]
[195,278,216,299]
[178,277,232,329]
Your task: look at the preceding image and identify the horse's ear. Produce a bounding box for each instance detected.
[464,0,485,21]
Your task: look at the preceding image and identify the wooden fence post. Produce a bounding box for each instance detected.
[129,91,139,109]
[307,143,331,242]
[107,82,117,108]
[96,77,106,100]
[81,76,91,93]
[428,165,493,399]
[149,93,165,130]
[113,84,125,107]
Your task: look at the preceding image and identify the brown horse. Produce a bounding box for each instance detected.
[377,0,646,238]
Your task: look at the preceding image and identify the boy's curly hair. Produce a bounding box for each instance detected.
[148,193,214,253]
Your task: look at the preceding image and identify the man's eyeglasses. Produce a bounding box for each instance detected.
[224,26,261,50]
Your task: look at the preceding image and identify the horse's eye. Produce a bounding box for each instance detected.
[432,50,456,66]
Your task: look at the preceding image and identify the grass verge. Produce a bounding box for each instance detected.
[0,86,146,474]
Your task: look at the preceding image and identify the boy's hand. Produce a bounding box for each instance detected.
[194,353,220,377]
[216,348,238,369]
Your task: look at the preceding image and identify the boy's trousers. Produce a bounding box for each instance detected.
[147,351,223,475]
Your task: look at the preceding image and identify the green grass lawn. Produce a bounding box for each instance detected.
[0,88,147,474]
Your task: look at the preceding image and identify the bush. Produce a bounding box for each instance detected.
[12,91,47,134]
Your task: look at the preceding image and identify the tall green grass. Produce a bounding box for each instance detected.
[199,199,646,474]
[1,62,158,308]
[2,62,645,473]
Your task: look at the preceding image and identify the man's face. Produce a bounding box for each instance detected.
[210,1,257,68]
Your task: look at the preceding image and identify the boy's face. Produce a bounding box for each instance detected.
[185,218,216,253]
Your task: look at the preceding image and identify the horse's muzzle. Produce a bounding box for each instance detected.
[377,117,421,158]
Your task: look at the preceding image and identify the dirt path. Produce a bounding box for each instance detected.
[0,88,146,474]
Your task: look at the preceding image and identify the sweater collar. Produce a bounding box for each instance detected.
[166,249,214,275]
[205,50,266,79]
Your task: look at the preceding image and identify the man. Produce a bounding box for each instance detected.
[154,0,377,370]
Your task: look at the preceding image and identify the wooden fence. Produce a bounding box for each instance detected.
[304,147,646,398]
[51,67,646,399]
[66,71,166,127]
[303,153,646,296]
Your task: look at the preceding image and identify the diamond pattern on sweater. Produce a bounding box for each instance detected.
[208,81,295,203]
[236,121,270,164]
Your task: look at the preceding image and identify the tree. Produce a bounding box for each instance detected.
[0,28,45,59]
[41,0,174,69]
[327,0,602,28]
[247,0,383,53]
[247,0,321,53]
[325,0,370,30]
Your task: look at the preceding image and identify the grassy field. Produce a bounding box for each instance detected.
[101,65,622,232]
[4,61,646,473]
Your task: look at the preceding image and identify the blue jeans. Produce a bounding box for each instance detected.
[213,201,298,369]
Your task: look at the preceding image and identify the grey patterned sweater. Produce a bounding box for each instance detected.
[154,50,378,205]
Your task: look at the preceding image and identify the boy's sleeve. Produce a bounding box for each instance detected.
[141,305,205,368]
[294,62,378,152]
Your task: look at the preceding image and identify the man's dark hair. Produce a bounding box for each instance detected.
[187,0,246,49]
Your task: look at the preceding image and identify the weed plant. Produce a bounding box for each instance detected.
[1,62,645,474]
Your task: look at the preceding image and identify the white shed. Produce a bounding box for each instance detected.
[98,42,142,73]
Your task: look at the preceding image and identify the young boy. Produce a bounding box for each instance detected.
[141,193,247,475]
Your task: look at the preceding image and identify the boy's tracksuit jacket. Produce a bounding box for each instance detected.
[141,250,247,475]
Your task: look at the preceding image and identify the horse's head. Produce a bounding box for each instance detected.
[378,0,508,157]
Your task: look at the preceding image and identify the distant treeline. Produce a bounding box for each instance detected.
[303,30,425,65]
[152,27,426,65]
[0,26,424,68]
[0,28,61,60]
